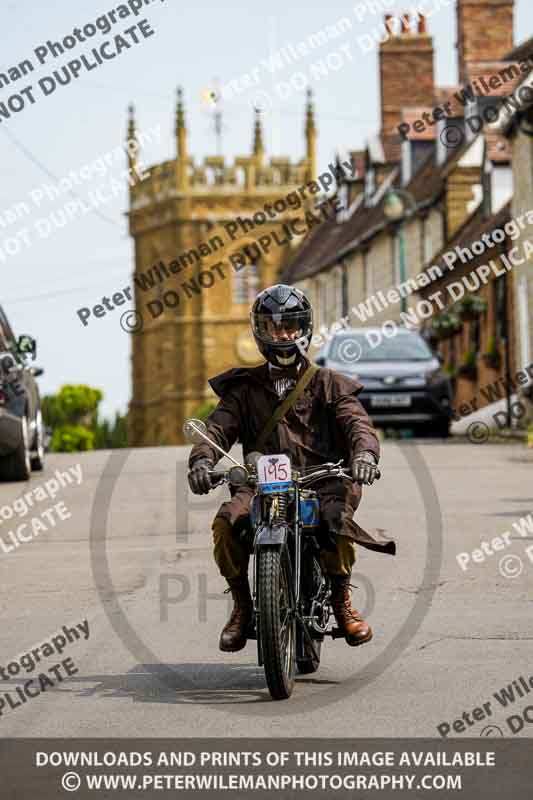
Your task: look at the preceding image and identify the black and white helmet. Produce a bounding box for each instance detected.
[250,284,313,368]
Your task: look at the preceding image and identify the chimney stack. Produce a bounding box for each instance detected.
[379,11,435,138]
[384,14,395,36]
[456,0,515,84]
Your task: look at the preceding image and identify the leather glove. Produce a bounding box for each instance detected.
[351,452,379,485]
[188,459,213,495]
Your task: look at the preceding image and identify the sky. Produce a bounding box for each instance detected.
[1,0,532,418]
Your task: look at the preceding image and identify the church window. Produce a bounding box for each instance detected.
[234,262,259,304]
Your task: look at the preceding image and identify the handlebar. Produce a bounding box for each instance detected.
[207,463,381,487]
[298,466,380,486]
[208,469,228,485]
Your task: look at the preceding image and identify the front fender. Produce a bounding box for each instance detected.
[254,523,289,547]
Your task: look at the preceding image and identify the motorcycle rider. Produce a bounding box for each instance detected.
[188,284,395,653]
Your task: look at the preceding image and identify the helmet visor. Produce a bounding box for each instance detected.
[251,310,311,345]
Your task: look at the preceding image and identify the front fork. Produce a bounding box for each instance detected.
[253,536,297,668]
[253,495,325,666]
[253,489,300,666]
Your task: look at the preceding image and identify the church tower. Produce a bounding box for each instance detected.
[128,90,317,445]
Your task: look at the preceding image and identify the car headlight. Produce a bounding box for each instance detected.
[403,375,426,388]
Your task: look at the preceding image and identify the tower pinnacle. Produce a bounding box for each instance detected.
[305,89,316,181]
[176,86,189,189]
[252,107,265,161]
[126,103,138,174]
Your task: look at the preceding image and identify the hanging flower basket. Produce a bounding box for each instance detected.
[430,312,462,341]
[454,294,487,322]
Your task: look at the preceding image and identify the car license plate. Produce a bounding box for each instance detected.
[370,394,412,407]
[257,454,291,485]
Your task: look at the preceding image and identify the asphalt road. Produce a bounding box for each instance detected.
[0,440,532,738]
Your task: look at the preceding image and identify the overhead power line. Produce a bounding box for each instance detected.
[0,127,122,229]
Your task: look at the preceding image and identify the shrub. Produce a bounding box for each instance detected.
[43,385,128,452]
[51,425,95,453]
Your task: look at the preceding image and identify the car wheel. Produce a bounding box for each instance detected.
[30,410,45,471]
[0,415,31,481]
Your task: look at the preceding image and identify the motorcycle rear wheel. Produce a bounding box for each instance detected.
[296,554,324,674]
[296,633,321,674]
[257,547,296,700]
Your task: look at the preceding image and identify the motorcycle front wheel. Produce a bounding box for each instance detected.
[257,547,296,700]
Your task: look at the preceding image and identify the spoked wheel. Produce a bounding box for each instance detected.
[297,555,326,674]
[257,547,296,700]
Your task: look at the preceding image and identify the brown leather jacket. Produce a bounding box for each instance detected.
[189,358,395,554]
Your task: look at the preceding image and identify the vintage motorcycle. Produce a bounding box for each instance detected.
[184,418,380,701]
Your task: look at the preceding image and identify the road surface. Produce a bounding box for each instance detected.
[0,440,532,737]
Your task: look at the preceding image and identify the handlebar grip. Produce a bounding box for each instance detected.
[342,468,381,481]
[208,469,227,485]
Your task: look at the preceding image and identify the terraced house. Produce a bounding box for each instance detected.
[283,0,533,419]
[502,37,533,384]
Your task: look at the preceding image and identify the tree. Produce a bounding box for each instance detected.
[42,384,128,452]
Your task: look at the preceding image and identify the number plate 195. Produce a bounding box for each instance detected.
[257,454,291,485]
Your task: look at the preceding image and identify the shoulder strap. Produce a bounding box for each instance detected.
[256,363,320,451]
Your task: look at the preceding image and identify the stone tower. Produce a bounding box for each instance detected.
[127,89,317,446]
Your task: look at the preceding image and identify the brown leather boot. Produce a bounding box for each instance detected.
[219,576,253,652]
[330,576,373,647]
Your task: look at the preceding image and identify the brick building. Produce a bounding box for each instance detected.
[282,0,528,426]
[502,38,533,380]
[417,201,519,413]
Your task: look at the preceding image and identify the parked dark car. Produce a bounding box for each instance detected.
[316,328,454,437]
[0,304,45,480]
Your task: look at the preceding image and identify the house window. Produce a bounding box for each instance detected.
[365,168,375,202]
[476,95,503,124]
[337,184,348,222]
[234,262,259,304]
